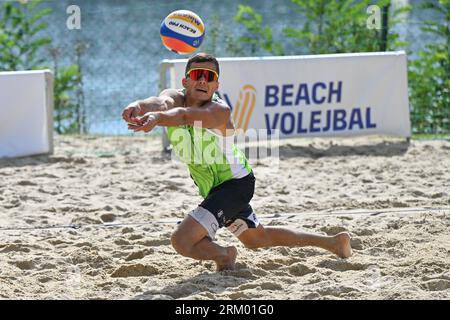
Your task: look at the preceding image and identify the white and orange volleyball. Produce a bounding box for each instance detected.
[160,10,205,54]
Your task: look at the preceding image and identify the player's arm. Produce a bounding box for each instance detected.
[137,89,184,114]
[122,89,184,123]
[159,100,230,128]
[129,101,230,132]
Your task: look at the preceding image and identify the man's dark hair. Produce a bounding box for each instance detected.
[185,53,220,76]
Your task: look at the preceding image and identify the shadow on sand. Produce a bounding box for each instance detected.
[0,140,410,169]
[243,140,410,160]
[132,267,256,300]
[0,154,87,169]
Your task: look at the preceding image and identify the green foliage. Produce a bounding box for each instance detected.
[202,14,245,57]
[0,0,52,70]
[202,15,221,56]
[412,133,450,141]
[233,0,409,55]
[408,0,449,133]
[49,48,82,135]
[224,29,246,57]
[0,1,85,134]
[234,5,284,55]
[285,0,407,54]
[55,65,82,134]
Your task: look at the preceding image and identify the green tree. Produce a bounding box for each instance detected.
[0,0,52,70]
[202,15,221,56]
[202,14,245,57]
[74,42,87,134]
[0,0,85,134]
[234,5,284,55]
[233,0,409,55]
[285,0,408,54]
[408,0,450,133]
[49,47,82,135]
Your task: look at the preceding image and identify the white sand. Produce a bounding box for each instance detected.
[0,134,449,299]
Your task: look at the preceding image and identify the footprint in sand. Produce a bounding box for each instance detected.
[40,262,57,270]
[222,268,257,280]
[37,188,59,195]
[409,189,426,197]
[260,282,283,290]
[288,263,316,277]
[70,216,102,225]
[0,244,31,253]
[350,238,364,250]
[353,228,375,237]
[34,173,59,179]
[237,283,259,290]
[38,276,52,283]
[4,198,20,209]
[100,213,116,223]
[114,239,131,246]
[228,291,250,299]
[17,180,37,186]
[317,259,367,272]
[121,227,134,234]
[158,283,201,299]
[111,264,160,278]
[431,192,447,199]
[391,201,408,208]
[137,239,171,246]
[114,205,127,212]
[73,241,94,248]
[256,260,285,271]
[124,249,154,261]
[316,285,360,297]
[274,247,293,256]
[103,205,115,211]
[128,234,144,241]
[320,225,348,235]
[48,239,73,246]
[11,260,35,270]
[421,279,450,292]
[250,267,268,277]
[68,247,112,270]
[303,292,321,299]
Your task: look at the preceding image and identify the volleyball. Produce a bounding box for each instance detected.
[160,10,205,55]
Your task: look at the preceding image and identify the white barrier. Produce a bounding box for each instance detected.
[0,70,54,158]
[160,51,410,149]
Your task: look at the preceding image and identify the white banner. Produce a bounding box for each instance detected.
[0,70,54,158]
[167,51,410,138]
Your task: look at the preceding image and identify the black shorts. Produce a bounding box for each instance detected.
[189,171,259,240]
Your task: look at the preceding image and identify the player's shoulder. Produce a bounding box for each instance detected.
[159,88,184,99]
[159,88,185,108]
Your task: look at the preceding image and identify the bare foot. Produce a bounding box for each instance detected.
[216,246,238,271]
[331,232,353,258]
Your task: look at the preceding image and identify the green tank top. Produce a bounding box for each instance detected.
[166,91,252,198]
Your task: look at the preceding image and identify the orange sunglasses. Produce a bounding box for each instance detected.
[186,68,219,82]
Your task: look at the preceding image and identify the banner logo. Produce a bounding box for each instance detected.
[222,84,256,132]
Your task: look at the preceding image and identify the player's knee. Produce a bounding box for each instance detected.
[170,230,190,256]
[240,230,272,249]
[241,238,264,249]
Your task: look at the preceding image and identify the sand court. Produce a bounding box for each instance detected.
[0,135,449,299]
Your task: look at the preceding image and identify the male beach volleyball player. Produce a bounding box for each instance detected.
[122,53,352,271]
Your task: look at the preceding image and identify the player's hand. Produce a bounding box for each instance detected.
[128,112,159,132]
[122,101,142,124]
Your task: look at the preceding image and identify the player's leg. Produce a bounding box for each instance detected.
[171,172,256,271]
[237,223,352,258]
[171,210,237,271]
